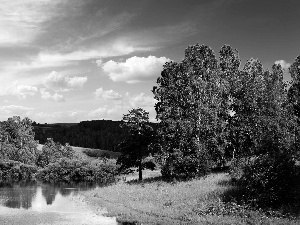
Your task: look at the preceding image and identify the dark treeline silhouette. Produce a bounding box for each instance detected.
[33,120,157,151]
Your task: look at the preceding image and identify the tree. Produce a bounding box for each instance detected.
[117,108,155,181]
[288,55,300,120]
[153,44,227,179]
[0,116,38,164]
[36,138,75,168]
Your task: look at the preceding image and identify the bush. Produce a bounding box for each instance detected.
[36,158,118,183]
[238,154,297,208]
[0,160,37,181]
[229,157,249,181]
[160,150,211,179]
[36,139,75,168]
[83,149,120,159]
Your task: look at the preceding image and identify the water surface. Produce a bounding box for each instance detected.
[0,181,118,225]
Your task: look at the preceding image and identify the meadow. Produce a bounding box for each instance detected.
[82,169,299,225]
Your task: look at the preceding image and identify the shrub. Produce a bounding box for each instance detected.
[229,157,249,181]
[36,139,75,168]
[36,158,118,183]
[0,160,37,181]
[160,149,211,180]
[83,149,120,159]
[238,154,297,208]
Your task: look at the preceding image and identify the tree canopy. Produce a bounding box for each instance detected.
[0,116,38,165]
[117,108,155,180]
[153,43,299,179]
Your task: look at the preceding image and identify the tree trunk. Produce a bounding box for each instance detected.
[138,161,143,181]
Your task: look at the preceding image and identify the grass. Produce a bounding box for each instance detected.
[37,144,120,161]
[81,170,300,224]
[81,148,121,159]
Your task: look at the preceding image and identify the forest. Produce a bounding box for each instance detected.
[33,120,130,151]
[1,43,300,220]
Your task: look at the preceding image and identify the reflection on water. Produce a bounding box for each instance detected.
[0,181,120,225]
[0,181,37,209]
[0,181,97,210]
[0,182,140,225]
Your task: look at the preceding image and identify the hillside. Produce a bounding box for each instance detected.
[33,120,128,151]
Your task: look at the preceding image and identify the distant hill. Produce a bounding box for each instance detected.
[33,120,157,151]
[53,123,78,127]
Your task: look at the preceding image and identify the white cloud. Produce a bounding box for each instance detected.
[35,110,83,123]
[0,0,59,45]
[4,82,38,98]
[43,71,87,92]
[0,105,33,116]
[39,42,152,64]
[275,60,291,70]
[100,55,170,83]
[129,93,157,108]
[94,87,122,100]
[107,105,127,116]
[40,89,65,102]
[88,107,108,118]
[95,59,103,67]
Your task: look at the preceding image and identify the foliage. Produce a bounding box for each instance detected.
[0,116,38,165]
[36,158,118,183]
[117,108,155,180]
[33,120,133,151]
[153,44,227,179]
[36,138,75,168]
[82,148,121,159]
[0,160,37,181]
[238,154,298,208]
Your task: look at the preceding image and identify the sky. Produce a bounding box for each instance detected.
[0,0,300,123]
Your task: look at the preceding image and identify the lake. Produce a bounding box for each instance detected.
[0,181,120,225]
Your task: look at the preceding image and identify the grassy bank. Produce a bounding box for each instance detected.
[82,170,299,224]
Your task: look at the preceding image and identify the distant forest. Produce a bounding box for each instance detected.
[33,120,155,151]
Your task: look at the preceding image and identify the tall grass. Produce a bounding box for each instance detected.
[82,171,299,224]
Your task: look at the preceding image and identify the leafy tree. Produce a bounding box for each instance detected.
[288,55,300,120]
[0,116,38,164]
[117,108,155,181]
[153,44,227,179]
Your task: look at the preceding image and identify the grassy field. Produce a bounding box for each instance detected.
[82,170,299,225]
[37,144,121,160]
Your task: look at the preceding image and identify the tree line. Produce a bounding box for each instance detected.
[33,120,132,151]
[118,44,300,208]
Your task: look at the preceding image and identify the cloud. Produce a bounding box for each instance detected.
[38,40,153,64]
[129,93,157,108]
[4,82,38,98]
[88,107,108,118]
[275,60,291,70]
[94,87,122,100]
[0,105,33,116]
[35,110,83,123]
[88,104,129,120]
[43,71,87,92]
[0,0,59,45]
[101,55,170,83]
[40,89,65,102]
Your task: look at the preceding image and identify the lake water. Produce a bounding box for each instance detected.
[0,181,120,225]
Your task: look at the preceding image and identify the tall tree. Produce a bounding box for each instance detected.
[117,108,155,180]
[288,55,300,120]
[153,44,226,179]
